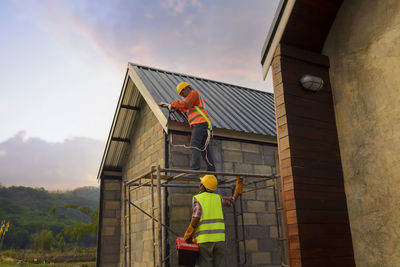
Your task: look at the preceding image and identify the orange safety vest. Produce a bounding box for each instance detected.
[184,92,211,127]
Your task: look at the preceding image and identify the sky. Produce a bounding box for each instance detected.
[0,0,280,189]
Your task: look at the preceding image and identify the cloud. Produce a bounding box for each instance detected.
[163,0,202,14]
[144,13,153,19]
[0,131,105,190]
[13,0,279,91]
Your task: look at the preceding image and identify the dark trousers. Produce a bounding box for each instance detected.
[198,242,225,267]
[190,122,216,171]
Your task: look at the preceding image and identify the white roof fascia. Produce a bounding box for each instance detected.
[128,65,168,133]
[262,0,296,79]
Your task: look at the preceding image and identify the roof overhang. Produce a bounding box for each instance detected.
[261,0,343,78]
[261,0,296,79]
[128,66,168,132]
[168,121,277,144]
[97,65,170,180]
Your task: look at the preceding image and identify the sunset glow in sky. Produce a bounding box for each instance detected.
[1,0,279,143]
[0,0,279,189]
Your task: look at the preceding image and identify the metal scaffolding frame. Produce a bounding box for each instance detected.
[123,166,289,267]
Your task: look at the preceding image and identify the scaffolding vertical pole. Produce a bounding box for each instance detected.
[231,187,240,267]
[128,182,132,267]
[151,167,156,267]
[157,165,162,267]
[272,175,288,267]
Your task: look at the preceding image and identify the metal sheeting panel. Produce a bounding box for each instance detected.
[131,63,276,136]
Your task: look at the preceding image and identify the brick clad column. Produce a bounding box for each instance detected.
[271,44,355,267]
[98,178,122,267]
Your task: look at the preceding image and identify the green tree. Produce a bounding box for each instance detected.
[63,207,98,245]
[48,204,98,246]
[32,229,54,251]
[56,232,65,252]
[7,228,28,249]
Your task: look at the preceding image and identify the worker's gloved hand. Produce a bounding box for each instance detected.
[158,102,168,108]
[234,176,243,195]
[167,104,176,113]
[184,224,195,242]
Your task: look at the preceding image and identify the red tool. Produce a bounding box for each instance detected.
[176,237,199,266]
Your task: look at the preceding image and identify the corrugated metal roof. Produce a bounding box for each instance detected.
[130,63,276,136]
[98,63,276,179]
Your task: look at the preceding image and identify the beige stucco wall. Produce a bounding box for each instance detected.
[323,1,400,266]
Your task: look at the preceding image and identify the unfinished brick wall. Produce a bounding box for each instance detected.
[124,101,165,179]
[99,179,122,267]
[120,100,165,266]
[117,109,281,266]
[167,133,282,266]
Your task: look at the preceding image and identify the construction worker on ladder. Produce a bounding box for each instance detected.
[158,82,215,174]
[184,175,243,267]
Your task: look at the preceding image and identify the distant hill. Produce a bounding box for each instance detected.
[0,185,99,249]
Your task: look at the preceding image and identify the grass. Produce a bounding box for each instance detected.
[0,248,96,266]
[0,262,95,267]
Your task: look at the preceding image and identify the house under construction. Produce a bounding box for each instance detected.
[96,63,284,266]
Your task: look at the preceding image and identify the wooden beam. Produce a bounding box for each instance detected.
[111,137,130,143]
[121,104,140,111]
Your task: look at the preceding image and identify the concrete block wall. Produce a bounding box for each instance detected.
[128,186,165,267]
[120,100,165,266]
[168,132,282,266]
[124,102,165,180]
[99,179,122,267]
[118,120,281,266]
[165,185,238,267]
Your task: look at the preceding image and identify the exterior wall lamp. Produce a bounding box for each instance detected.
[299,75,324,92]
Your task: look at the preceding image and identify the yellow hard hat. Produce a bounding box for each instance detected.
[176,82,190,95]
[200,175,218,191]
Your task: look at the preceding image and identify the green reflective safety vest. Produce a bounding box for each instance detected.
[193,192,225,243]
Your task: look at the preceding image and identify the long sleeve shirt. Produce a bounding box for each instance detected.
[170,90,201,113]
[192,195,235,218]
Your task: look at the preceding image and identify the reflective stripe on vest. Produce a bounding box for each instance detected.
[193,192,225,243]
[186,92,211,126]
[188,106,205,115]
[194,106,212,130]
[184,99,190,109]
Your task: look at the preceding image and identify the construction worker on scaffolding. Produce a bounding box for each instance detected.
[158,82,215,175]
[184,175,243,267]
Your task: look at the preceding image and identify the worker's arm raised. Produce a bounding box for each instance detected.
[233,176,243,200]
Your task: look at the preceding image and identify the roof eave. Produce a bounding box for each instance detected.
[97,68,130,180]
[97,65,169,180]
[260,0,296,79]
[127,64,168,132]
[167,120,277,144]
